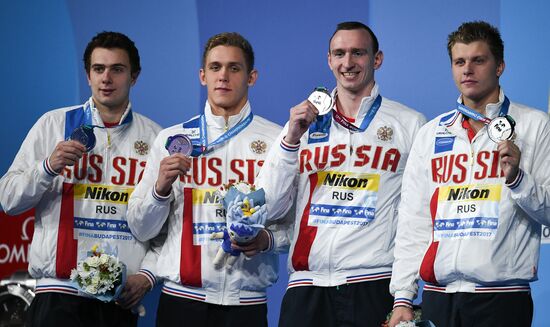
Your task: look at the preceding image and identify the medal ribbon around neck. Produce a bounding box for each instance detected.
[68,101,132,152]
[456,96,510,124]
[196,111,254,156]
[456,97,514,142]
[332,94,382,133]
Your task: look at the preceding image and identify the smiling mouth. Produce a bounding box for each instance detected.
[341,72,359,77]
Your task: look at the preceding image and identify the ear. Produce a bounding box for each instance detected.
[199,68,207,86]
[247,69,258,86]
[130,72,139,86]
[327,51,332,70]
[373,50,384,70]
[496,60,505,77]
[86,71,92,86]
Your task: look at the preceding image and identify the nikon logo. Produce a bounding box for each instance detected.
[447,187,490,201]
[84,186,129,203]
[323,173,369,189]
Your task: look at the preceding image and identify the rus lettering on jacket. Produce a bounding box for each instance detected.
[181,157,264,187]
[62,153,147,186]
[431,150,503,184]
[299,144,401,174]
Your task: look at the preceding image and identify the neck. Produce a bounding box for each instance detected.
[336,81,375,118]
[462,87,500,116]
[93,99,128,124]
[209,99,247,122]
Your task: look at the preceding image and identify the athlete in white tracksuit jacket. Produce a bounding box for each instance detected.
[127,101,289,305]
[0,99,161,301]
[390,90,550,307]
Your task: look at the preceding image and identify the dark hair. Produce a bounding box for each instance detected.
[83,31,141,75]
[447,21,504,64]
[202,32,255,73]
[329,21,379,53]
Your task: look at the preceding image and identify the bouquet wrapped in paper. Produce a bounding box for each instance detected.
[382,305,436,327]
[70,245,126,302]
[211,181,267,269]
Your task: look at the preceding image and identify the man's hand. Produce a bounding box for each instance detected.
[231,229,270,257]
[284,100,319,145]
[117,274,151,310]
[48,140,87,173]
[388,306,414,327]
[155,154,192,196]
[497,140,521,184]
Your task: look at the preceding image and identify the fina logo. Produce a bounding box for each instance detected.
[309,132,328,139]
[436,137,454,146]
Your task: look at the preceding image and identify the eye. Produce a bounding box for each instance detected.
[209,64,220,71]
[331,50,344,58]
[112,66,124,73]
[474,58,485,64]
[453,59,465,66]
[92,66,105,73]
[230,65,241,72]
[352,50,366,57]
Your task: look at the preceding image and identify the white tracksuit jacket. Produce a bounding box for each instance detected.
[390,90,550,308]
[127,101,290,306]
[257,84,426,288]
[0,98,161,295]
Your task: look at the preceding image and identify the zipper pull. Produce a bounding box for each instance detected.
[107,131,112,148]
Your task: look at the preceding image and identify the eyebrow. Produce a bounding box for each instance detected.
[91,63,128,68]
[330,47,368,53]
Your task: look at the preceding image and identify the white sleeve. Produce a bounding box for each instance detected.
[0,114,59,214]
[256,123,300,223]
[390,131,433,306]
[127,133,173,242]
[508,117,550,225]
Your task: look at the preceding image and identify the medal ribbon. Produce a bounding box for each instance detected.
[197,111,254,155]
[456,96,510,124]
[332,94,382,132]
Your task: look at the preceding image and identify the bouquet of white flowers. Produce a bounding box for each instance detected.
[70,245,126,302]
[211,181,267,269]
[382,305,436,327]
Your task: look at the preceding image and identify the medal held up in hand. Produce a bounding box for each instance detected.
[308,86,333,115]
[69,125,96,152]
[165,134,193,156]
[487,115,515,143]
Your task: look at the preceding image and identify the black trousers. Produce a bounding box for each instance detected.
[156,292,267,327]
[26,292,137,327]
[278,279,393,327]
[422,291,533,327]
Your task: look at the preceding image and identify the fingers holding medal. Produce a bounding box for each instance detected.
[491,115,520,183]
[156,134,193,196]
[286,87,333,145]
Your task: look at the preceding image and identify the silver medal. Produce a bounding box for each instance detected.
[165,134,193,156]
[308,87,333,115]
[487,115,515,142]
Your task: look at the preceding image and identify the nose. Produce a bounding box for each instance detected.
[463,61,473,76]
[101,69,112,84]
[343,53,354,69]
[218,67,229,82]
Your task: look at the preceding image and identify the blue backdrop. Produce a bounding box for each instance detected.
[1,1,549,326]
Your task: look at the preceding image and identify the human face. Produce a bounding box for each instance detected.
[451,41,504,110]
[200,45,257,117]
[328,29,383,96]
[87,47,137,115]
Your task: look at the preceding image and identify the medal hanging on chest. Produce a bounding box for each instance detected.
[456,97,515,143]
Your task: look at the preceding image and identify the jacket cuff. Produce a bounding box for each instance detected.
[505,169,524,190]
[42,157,60,177]
[393,290,416,309]
[151,186,172,203]
[260,229,274,253]
[137,269,156,291]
